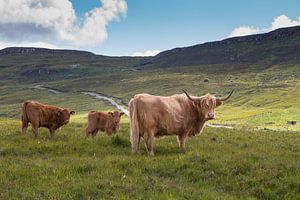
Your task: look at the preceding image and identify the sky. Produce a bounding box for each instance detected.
[0,0,299,56]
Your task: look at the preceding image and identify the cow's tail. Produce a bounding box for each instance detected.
[129,97,140,154]
[21,101,29,123]
[21,101,30,134]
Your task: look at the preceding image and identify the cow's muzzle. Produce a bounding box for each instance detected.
[206,113,215,120]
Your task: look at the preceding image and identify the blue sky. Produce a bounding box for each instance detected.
[73,0,300,55]
[0,0,299,56]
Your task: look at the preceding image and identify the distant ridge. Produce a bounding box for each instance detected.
[136,25,300,69]
[1,26,300,72]
[0,47,95,56]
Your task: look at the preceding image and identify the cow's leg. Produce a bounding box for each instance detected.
[131,133,141,154]
[137,135,141,151]
[131,134,141,154]
[21,120,29,134]
[143,132,155,156]
[91,129,98,138]
[177,134,188,152]
[85,128,90,137]
[86,127,92,137]
[49,127,55,138]
[31,124,39,138]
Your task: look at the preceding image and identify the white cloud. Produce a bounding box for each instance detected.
[271,15,300,30]
[132,50,161,57]
[229,15,300,38]
[69,0,127,46]
[0,0,127,47]
[229,26,260,37]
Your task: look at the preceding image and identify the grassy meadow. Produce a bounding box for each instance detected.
[0,77,300,199]
[1,116,300,199]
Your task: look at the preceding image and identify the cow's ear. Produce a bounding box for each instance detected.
[216,99,222,107]
[57,110,62,117]
[191,100,198,108]
[120,112,125,116]
[70,111,75,115]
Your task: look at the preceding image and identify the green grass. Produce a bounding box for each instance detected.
[0,117,299,199]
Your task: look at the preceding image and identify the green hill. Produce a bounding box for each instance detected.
[0,47,142,82]
[1,26,300,130]
[137,26,300,71]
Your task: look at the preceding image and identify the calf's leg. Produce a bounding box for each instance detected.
[86,125,97,138]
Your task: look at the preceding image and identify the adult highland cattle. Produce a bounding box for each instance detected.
[21,101,75,137]
[129,90,234,155]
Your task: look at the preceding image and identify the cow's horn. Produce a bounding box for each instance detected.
[217,89,235,101]
[182,90,196,101]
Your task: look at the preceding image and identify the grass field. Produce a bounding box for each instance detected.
[0,87,299,199]
[0,116,299,199]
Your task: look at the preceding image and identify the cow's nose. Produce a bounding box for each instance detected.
[207,112,215,119]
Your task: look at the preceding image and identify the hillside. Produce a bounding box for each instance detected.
[1,26,300,81]
[136,26,300,71]
[0,47,143,82]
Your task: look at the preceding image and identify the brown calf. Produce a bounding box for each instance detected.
[86,110,124,137]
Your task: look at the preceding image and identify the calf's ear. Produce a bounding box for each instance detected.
[70,111,75,115]
[120,112,125,116]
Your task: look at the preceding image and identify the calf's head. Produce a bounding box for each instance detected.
[57,109,75,125]
[108,111,125,133]
[183,89,234,121]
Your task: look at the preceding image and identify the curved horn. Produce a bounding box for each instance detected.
[182,90,196,101]
[217,89,235,101]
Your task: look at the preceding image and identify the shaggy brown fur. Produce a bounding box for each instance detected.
[129,90,233,156]
[86,110,124,137]
[21,101,75,137]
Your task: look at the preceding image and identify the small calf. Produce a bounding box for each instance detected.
[86,110,124,137]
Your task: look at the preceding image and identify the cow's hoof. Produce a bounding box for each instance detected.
[181,148,187,153]
[131,151,140,155]
[148,152,154,156]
